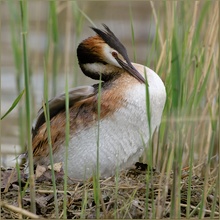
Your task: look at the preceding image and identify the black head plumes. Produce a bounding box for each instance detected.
[91,24,132,67]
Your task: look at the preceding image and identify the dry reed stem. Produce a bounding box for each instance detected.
[187,1,199,50]
[59,209,64,218]
[0,201,40,219]
[36,189,71,194]
[196,4,218,165]
[57,1,67,14]
[206,7,219,99]
[156,171,169,217]
[1,164,218,219]
[166,1,177,73]
[164,201,219,216]
[199,2,218,90]
[162,116,218,123]
[46,36,53,81]
[165,1,173,74]
[150,1,163,49]
[155,146,174,218]
[100,192,107,217]
[201,165,210,218]
[17,189,22,219]
[165,1,174,37]
[156,40,167,74]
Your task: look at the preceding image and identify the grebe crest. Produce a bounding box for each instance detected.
[77,24,145,83]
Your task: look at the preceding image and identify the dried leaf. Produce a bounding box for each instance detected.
[1,169,17,192]
[48,162,62,172]
[35,165,47,179]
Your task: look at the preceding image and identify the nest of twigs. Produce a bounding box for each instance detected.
[1,163,219,219]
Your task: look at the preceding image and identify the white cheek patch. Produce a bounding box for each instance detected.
[83,63,120,75]
[83,63,106,74]
[102,44,121,68]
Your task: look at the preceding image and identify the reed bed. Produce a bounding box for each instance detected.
[1,0,219,219]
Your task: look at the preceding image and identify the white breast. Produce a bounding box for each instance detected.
[53,64,166,180]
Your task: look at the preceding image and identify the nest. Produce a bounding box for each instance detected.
[1,163,219,219]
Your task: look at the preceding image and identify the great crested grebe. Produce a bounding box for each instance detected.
[27,24,166,180]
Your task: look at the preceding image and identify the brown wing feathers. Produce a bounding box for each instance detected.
[32,86,95,137]
[31,81,127,160]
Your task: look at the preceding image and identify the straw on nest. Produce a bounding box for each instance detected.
[1,163,219,219]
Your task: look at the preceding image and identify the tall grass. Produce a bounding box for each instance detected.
[63,1,72,218]
[3,0,218,218]
[19,0,36,214]
[72,1,85,87]
[7,1,25,151]
[149,1,219,218]
[49,1,59,97]
[42,60,59,218]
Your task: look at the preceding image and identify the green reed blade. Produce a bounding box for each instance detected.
[43,59,59,218]
[63,71,70,219]
[1,90,24,120]
[129,4,136,63]
[20,0,36,213]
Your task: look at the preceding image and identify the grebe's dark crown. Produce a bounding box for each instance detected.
[91,24,132,66]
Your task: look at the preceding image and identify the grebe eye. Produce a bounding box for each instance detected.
[112,51,118,58]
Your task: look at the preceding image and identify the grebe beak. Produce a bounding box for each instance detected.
[114,55,145,84]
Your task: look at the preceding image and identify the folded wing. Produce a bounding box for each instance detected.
[32,86,95,137]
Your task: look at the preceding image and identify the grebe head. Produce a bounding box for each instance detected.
[77,24,145,83]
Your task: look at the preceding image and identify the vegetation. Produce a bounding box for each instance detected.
[1,1,219,219]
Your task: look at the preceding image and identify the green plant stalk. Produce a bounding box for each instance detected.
[145,18,158,68]
[72,1,84,87]
[19,0,36,213]
[199,109,217,218]
[80,190,88,218]
[144,65,152,151]
[114,154,120,219]
[145,170,150,218]
[143,67,156,217]
[210,171,219,218]
[191,1,211,54]
[129,4,136,63]
[15,157,23,219]
[49,1,59,96]
[147,71,157,218]
[144,16,153,67]
[186,122,195,218]
[1,90,24,120]
[92,175,99,217]
[141,14,163,212]
[194,57,210,108]
[171,131,183,218]
[94,74,102,218]
[7,1,25,148]
[77,6,97,27]
[145,1,217,218]
[43,60,59,218]
[170,31,182,110]
[188,201,201,217]
[15,148,22,206]
[63,72,70,218]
